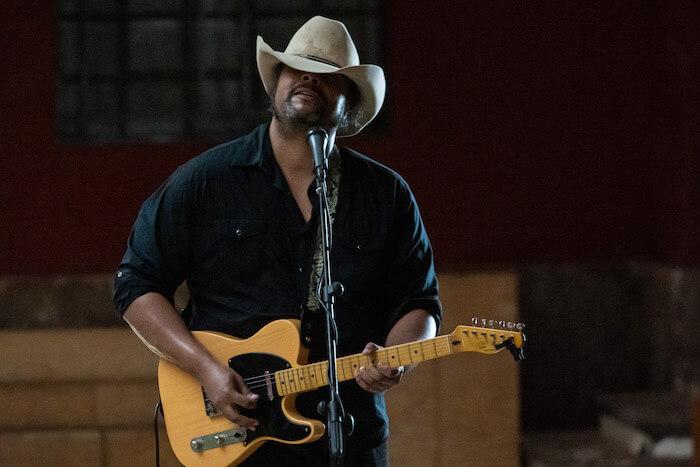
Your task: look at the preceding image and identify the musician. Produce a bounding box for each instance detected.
[113,16,441,466]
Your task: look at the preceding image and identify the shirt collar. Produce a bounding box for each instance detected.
[228,122,271,168]
[230,122,344,192]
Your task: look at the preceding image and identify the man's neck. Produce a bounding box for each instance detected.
[269,117,337,181]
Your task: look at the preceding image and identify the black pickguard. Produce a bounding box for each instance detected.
[228,353,310,444]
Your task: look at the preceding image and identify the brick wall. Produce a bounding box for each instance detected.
[0,271,520,466]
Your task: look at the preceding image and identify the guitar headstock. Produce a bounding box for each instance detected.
[447,318,526,361]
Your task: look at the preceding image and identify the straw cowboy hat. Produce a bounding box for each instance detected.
[256,16,386,137]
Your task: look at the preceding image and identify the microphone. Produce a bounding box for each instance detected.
[306,127,328,172]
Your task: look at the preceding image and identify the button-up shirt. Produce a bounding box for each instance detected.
[113,122,441,447]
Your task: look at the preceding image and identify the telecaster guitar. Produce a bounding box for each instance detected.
[158,319,525,466]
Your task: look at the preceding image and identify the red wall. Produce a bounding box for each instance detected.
[1,2,696,274]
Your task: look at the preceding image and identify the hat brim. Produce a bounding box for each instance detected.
[256,36,385,137]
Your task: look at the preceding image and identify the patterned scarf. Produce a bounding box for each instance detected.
[305,147,342,312]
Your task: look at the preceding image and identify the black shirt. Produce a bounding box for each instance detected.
[113,123,441,447]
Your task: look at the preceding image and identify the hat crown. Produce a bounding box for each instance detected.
[284,16,359,68]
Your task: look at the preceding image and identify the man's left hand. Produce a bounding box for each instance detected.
[354,342,404,393]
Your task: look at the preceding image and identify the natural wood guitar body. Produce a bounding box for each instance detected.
[159,320,324,466]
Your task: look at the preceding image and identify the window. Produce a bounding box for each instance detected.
[57,0,385,143]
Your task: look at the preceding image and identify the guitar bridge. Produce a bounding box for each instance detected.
[190,427,247,452]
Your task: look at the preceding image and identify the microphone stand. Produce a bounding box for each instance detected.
[307,128,346,466]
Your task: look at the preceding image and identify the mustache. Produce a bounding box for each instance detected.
[288,84,326,106]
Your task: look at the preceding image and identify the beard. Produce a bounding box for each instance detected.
[271,89,346,134]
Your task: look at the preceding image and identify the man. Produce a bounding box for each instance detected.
[114,16,441,466]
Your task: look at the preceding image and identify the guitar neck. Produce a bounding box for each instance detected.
[275,335,454,396]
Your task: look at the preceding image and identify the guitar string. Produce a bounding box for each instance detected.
[238,334,510,389]
[239,344,442,389]
[238,337,460,386]
[239,353,384,387]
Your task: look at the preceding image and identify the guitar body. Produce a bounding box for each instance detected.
[157,317,526,466]
[158,319,325,466]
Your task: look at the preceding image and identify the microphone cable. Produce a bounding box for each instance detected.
[153,399,163,467]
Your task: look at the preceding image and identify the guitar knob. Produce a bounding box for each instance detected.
[316,401,327,417]
[191,440,203,451]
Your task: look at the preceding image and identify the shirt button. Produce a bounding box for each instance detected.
[235,228,243,237]
[354,243,363,251]
[117,271,123,277]
[298,266,303,273]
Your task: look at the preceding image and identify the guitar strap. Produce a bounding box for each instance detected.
[305,145,342,314]
[300,147,341,350]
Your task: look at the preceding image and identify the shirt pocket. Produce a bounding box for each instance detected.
[200,218,270,281]
[333,233,387,305]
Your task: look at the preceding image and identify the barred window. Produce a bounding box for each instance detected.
[57,0,384,143]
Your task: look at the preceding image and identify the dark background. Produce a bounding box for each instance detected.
[1,1,696,274]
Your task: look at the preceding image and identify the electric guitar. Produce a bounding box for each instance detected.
[158,319,525,466]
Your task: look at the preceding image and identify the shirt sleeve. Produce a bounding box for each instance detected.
[113,167,193,316]
[386,177,442,332]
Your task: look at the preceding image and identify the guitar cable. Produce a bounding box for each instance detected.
[153,399,163,467]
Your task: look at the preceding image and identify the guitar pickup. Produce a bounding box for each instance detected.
[190,428,247,452]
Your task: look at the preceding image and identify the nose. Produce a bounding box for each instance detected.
[301,73,321,86]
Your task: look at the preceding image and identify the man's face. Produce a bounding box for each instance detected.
[271,65,350,131]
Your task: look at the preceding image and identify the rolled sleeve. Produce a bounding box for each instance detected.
[113,167,193,316]
[386,179,442,332]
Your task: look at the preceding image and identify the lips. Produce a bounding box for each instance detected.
[292,86,324,105]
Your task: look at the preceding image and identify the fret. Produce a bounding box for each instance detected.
[344,355,359,381]
[316,362,327,387]
[421,340,436,360]
[444,336,453,355]
[299,365,309,391]
[311,363,323,388]
[308,365,318,389]
[397,344,412,366]
[408,342,422,363]
[277,370,288,396]
[310,364,319,389]
[309,364,318,389]
[333,359,342,381]
[339,358,349,381]
[314,363,324,387]
[284,369,293,394]
[388,346,398,365]
[299,366,307,388]
[378,349,388,366]
[348,355,361,377]
[339,358,351,382]
[292,368,301,392]
[285,369,293,395]
[308,363,319,389]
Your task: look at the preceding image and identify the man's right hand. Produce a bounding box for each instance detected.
[198,361,260,431]
[122,293,260,430]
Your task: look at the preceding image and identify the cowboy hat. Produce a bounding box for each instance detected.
[256,16,386,137]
